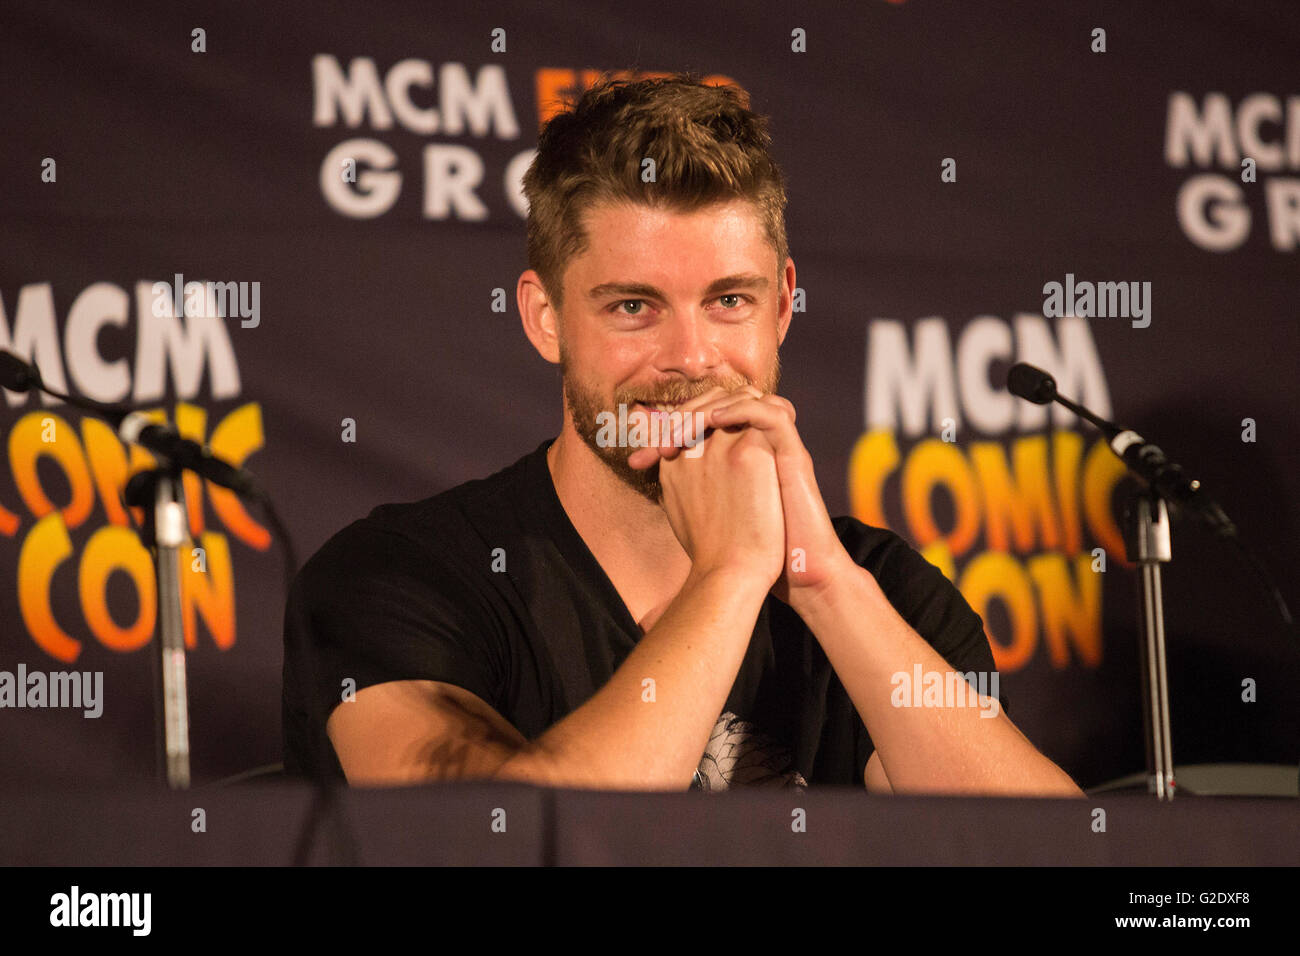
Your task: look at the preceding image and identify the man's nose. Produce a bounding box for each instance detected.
[656,312,721,378]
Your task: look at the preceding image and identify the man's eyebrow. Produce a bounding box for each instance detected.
[586,274,770,301]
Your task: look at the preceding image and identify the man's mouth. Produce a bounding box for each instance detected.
[630,400,679,414]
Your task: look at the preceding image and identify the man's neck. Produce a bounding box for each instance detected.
[546,426,693,620]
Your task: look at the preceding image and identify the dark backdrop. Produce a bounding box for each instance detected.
[1,0,1296,788]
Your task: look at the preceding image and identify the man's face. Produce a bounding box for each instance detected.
[556,198,787,502]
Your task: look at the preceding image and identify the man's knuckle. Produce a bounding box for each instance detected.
[762,394,795,416]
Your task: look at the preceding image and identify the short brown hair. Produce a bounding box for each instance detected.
[522,71,789,313]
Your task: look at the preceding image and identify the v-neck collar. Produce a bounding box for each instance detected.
[526,438,645,640]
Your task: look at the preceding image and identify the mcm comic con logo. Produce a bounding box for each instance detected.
[1,281,265,662]
[1167,90,1300,252]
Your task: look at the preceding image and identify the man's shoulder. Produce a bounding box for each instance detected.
[298,442,547,583]
[829,516,921,578]
[828,516,971,610]
[373,440,544,531]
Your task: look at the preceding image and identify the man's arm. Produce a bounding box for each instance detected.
[864,749,892,793]
[328,565,770,789]
[328,411,787,790]
[666,390,1081,796]
[793,564,1084,797]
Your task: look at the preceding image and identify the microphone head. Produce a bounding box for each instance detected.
[117,411,155,444]
[0,350,40,393]
[1007,362,1057,405]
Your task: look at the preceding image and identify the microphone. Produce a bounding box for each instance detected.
[1006,362,1057,406]
[1,349,259,498]
[1007,362,1235,537]
[118,413,259,497]
[0,350,42,393]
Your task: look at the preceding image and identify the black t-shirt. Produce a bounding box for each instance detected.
[282,439,1008,788]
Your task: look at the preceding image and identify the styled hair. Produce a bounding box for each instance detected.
[521,71,789,313]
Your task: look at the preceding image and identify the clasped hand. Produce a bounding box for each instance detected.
[626,386,854,605]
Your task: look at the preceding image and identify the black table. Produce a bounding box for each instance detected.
[2,782,1294,865]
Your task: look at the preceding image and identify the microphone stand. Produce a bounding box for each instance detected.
[1,350,258,790]
[125,465,192,789]
[1003,361,1292,802]
[1124,490,1176,800]
[1013,376,1182,798]
[4,348,358,857]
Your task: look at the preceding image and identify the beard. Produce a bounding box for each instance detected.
[561,350,781,504]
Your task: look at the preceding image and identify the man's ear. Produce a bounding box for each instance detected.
[517,269,561,364]
[777,256,795,346]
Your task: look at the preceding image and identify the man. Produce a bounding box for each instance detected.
[282,73,1083,796]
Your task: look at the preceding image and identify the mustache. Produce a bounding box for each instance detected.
[615,376,758,407]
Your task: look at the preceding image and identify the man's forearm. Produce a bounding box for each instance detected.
[494,566,768,790]
[791,565,1085,797]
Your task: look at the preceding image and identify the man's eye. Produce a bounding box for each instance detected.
[615,300,644,315]
[719,294,742,308]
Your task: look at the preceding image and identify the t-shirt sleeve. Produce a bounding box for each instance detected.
[837,521,1011,783]
[282,517,508,776]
